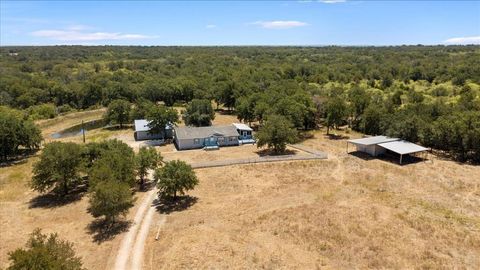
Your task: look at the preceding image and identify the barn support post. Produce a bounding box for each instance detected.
[400,154,403,165]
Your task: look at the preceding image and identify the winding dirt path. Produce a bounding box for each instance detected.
[113,189,157,270]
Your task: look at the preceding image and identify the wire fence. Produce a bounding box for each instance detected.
[190,155,325,169]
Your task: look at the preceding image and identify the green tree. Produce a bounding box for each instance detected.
[182,99,215,127]
[0,108,42,161]
[105,99,131,128]
[362,105,385,135]
[135,146,162,188]
[88,140,136,188]
[256,115,297,154]
[88,181,135,224]
[154,160,198,199]
[324,97,347,134]
[147,105,179,135]
[7,229,84,270]
[31,142,83,196]
[348,86,369,129]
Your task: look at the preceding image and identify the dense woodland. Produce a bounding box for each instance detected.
[1,46,479,161]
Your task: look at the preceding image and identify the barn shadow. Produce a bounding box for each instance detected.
[154,195,197,215]
[87,219,132,244]
[348,151,427,165]
[28,182,88,209]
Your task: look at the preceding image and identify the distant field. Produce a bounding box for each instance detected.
[1,109,479,269]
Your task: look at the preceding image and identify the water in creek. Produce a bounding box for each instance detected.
[51,119,107,139]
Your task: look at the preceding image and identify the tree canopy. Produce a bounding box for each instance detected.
[154,160,198,199]
[7,229,84,270]
[256,115,298,154]
[182,99,215,127]
[104,99,131,128]
[31,142,83,196]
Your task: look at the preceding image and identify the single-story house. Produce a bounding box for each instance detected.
[347,135,429,164]
[232,123,255,144]
[134,119,173,141]
[173,125,240,150]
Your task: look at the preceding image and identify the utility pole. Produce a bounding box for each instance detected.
[82,120,86,143]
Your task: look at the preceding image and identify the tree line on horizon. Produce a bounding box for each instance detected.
[1,46,479,161]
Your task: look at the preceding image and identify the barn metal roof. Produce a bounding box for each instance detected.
[232,123,253,131]
[134,119,172,132]
[174,125,239,140]
[347,136,399,146]
[378,140,429,155]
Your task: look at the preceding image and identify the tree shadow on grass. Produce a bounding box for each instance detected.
[137,180,156,193]
[87,219,132,244]
[255,148,297,157]
[0,149,39,168]
[28,183,88,209]
[325,133,350,140]
[154,195,197,215]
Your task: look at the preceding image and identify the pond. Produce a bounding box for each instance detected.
[51,119,107,139]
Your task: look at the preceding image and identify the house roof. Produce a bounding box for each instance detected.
[347,136,399,146]
[134,119,172,132]
[174,125,239,140]
[232,123,253,131]
[134,119,150,132]
[378,140,429,155]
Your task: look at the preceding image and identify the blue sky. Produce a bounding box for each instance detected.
[1,1,479,46]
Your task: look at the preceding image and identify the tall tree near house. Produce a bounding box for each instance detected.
[324,97,347,135]
[256,115,297,154]
[7,229,84,270]
[154,160,198,199]
[182,99,215,127]
[104,99,131,128]
[31,142,83,196]
[147,105,179,135]
[135,146,162,188]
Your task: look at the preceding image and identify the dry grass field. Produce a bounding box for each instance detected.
[1,109,479,269]
[144,130,480,269]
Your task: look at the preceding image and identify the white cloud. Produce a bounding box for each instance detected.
[251,20,309,29]
[319,0,346,3]
[66,24,92,31]
[206,24,217,29]
[31,29,158,41]
[444,36,480,45]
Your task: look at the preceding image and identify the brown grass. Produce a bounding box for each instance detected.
[1,110,479,269]
[144,128,480,269]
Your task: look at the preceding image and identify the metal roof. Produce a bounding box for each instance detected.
[347,136,399,146]
[232,123,253,131]
[378,141,429,155]
[134,119,172,132]
[134,119,150,132]
[174,125,239,140]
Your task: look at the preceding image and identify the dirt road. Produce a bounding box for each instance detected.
[113,188,157,270]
